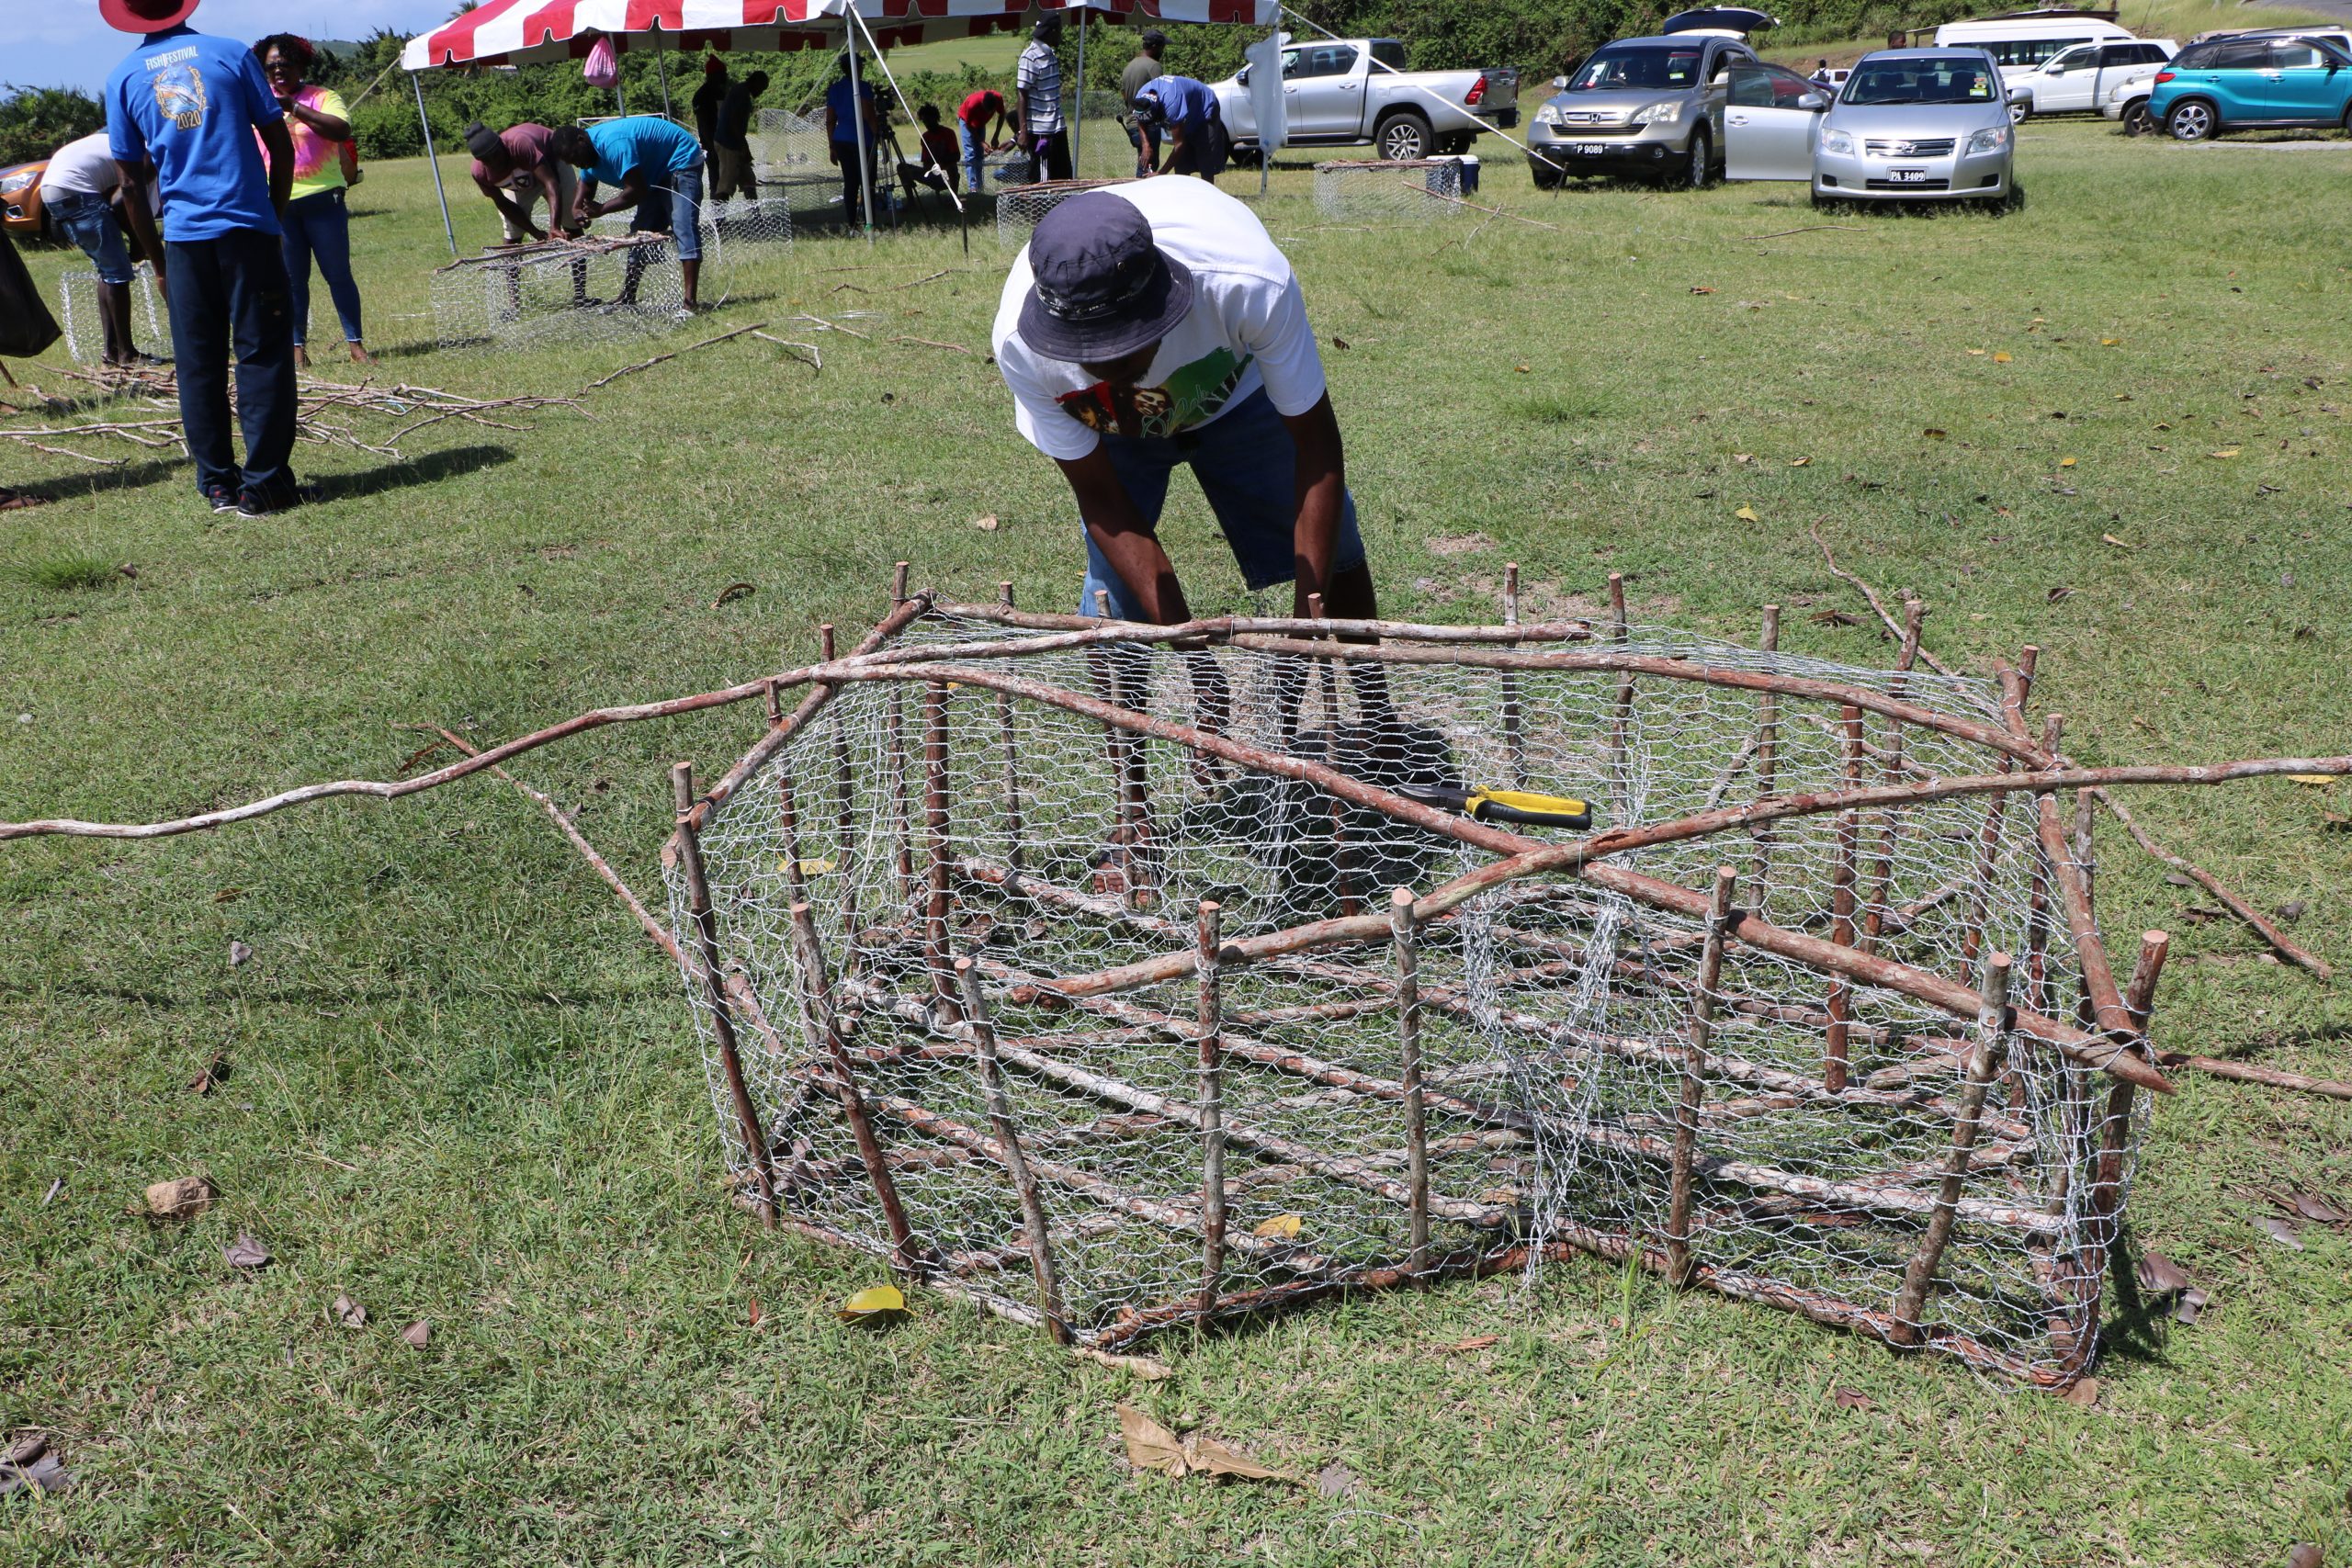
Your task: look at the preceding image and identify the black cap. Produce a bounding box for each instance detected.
[1016,192,1194,363]
[1140,28,1167,46]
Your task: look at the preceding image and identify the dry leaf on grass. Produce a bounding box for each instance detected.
[2174,1288,2211,1325]
[221,1233,270,1269]
[228,940,254,968]
[1831,1388,1873,1411]
[2285,774,2338,787]
[2292,1193,2350,1226]
[2048,586,2077,604]
[2059,457,2077,468]
[188,1054,230,1094]
[333,1292,367,1328]
[1075,1347,1173,1380]
[1437,1334,1500,1354]
[1316,1461,1360,1499]
[711,581,756,608]
[971,514,1000,532]
[1734,505,1759,522]
[2256,1216,2305,1250]
[1809,609,1861,627]
[2101,533,2134,548]
[1251,1213,1304,1240]
[838,1283,907,1323]
[1689,286,1714,295]
[401,1320,432,1349]
[1992,351,2013,364]
[145,1176,214,1219]
[2208,448,2242,459]
[2286,1544,2323,1568]
[2136,1252,2192,1296]
[2061,1376,2099,1407]
[1116,1404,1301,1486]
[1922,427,1947,439]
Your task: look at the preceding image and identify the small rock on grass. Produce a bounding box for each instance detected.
[333,1293,367,1329]
[144,1176,214,1219]
[401,1320,431,1349]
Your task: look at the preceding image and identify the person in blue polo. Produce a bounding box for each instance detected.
[550,115,707,315]
[991,181,1372,629]
[1131,74,1229,182]
[102,0,303,517]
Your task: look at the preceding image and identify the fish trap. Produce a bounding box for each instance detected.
[428,234,688,349]
[56,263,169,365]
[996,178,1136,247]
[592,195,793,254]
[1312,158,1464,222]
[662,591,2161,1383]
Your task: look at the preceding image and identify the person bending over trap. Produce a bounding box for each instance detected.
[1130,73,1229,182]
[551,117,707,317]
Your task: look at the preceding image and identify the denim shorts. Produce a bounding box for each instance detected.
[1080,387,1365,619]
[630,164,704,261]
[48,189,135,285]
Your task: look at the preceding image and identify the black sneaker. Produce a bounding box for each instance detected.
[204,485,240,514]
[232,482,322,520]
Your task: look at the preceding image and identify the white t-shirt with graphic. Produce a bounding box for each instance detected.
[992,177,1329,463]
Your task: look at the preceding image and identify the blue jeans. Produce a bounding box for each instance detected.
[48,189,134,284]
[1079,389,1365,620]
[279,187,363,345]
[163,231,298,503]
[628,164,705,260]
[957,120,987,194]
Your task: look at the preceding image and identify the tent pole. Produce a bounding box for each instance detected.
[1072,10,1085,173]
[412,71,458,258]
[656,28,673,118]
[849,23,875,241]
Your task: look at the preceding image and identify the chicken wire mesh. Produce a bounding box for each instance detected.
[997,177,1136,247]
[752,108,850,216]
[428,234,690,349]
[1312,158,1464,222]
[57,264,169,365]
[593,195,793,253]
[663,600,2149,1382]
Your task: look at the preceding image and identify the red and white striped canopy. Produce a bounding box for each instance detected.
[401,0,1276,72]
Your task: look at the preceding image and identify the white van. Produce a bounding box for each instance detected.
[1931,9,2137,78]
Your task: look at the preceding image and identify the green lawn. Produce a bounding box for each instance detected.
[4,121,2350,1565]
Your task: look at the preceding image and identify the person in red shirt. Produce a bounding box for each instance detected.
[956,86,1011,195]
[897,104,964,205]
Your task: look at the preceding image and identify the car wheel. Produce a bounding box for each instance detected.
[1376,112,1433,162]
[1685,128,1713,188]
[2008,98,2030,125]
[2167,99,2216,141]
[1529,157,1564,190]
[2120,100,2152,136]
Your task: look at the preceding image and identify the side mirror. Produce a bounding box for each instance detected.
[1798,89,1828,110]
[1237,65,1250,86]
[1713,70,1731,85]
[1552,74,1568,89]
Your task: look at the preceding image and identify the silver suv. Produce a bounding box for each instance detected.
[1530,30,1761,187]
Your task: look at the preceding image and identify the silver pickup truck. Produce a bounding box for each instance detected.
[1210,38,1519,163]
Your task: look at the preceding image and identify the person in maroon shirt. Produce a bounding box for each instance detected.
[465,120,578,243]
[956,86,1012,195]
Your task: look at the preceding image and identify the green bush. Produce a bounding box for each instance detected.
[0,85,106,168]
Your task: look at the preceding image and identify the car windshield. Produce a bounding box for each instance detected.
[1842,57,1998,105]
[1568,47,1706,90]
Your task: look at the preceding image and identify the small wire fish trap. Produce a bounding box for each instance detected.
[428,234,688,350]
[56,264,169,365]
[996,178,1136,247]
[661,584,2168,1383]
[1312,158,1464,222]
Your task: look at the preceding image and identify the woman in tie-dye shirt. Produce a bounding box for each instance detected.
[254,33,368,367]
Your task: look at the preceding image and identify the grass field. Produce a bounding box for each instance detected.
[4,116,2350,1566]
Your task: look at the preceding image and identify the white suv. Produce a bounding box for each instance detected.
[2007,38,2175,119]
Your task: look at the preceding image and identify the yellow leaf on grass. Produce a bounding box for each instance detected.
[2208,448,2242,459]
[1734,506,1760,523]
[2286,774,2339,786]
[837,1284,906,1322]
[1992,351,2013,364]
[2101,534,2133,548]
[1186,1432,1296,1484]
[1252,1213,1305,1240]
[780,857,836,876]
[2101,337,2120,346]
[2059,457,2077,468]
[1966,348,1987,356]
[1788,457,1811,467]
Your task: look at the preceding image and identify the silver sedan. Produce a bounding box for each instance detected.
[1722,48,2017,207]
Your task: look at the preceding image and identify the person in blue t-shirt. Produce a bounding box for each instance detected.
[549,116,707,315]
[102,0,303,518]
[1132,75,1229,182]
[822,54,880,229]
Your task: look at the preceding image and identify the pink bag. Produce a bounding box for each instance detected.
[582,36,618,88]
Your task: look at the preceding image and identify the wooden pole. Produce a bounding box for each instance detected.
[1858,598,1925,954]
[956,958,1069,1342]
[1890,952,2013,1341]
[777,773,810,910]
[786,900,919,1269]
[1749,604,1782,902]
[2093,930,2169,1213]
[1501,564,1525,787]
[1196,900,1227,1316]
[1390,887,1430,1274]
[1608,573,1634,823]
[672,761,776,1231]
[1668,867,1737,1286]
[820,624,863,978]
[922,680,961,1021]
[1824,706,1865,1094]
[996,583,1027,873]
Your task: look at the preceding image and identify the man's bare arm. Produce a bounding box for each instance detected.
[1055,446,1188,624]
[113,161,164,281]
[1279,392,1349,617]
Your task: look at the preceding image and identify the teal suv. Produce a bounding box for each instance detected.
[2149,33,2352,139]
